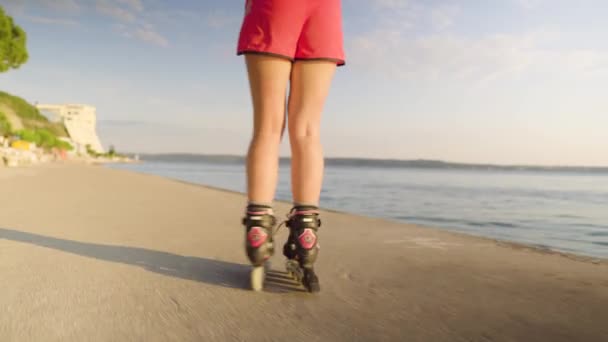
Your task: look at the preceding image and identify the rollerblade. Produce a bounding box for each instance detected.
[242,205,276,291]
[283,206,321,293]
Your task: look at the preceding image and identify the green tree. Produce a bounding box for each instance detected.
[86,144,98,157]
[0,6,29,73]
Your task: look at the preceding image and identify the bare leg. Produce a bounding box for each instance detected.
[287,61,337,206]
[283,60,336,293]
[244,55,292,205]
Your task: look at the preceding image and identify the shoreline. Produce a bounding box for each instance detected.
[105,163,608,264]
[134,153,608,173]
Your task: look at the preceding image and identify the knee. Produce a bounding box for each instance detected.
[253,117,285,142]
[288,118,320,142]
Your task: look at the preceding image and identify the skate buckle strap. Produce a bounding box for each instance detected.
[242,211,276,227]
[287,209,321,228]
[292,210,319,216]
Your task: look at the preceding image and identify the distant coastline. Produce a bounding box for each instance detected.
[129,153,608,174]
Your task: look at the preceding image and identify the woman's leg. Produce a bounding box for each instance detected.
[245,54,292,205]
[243,54,292,291]
[282,60,336,293]
[287,60,337,206]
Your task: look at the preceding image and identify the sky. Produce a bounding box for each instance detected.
[1,0,607,166]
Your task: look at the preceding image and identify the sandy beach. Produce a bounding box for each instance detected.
[0,163,607,341]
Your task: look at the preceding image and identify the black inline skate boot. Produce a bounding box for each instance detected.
[242,204,276,291]
[283,205,321,293]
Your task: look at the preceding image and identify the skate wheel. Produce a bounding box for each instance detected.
[250,266,265,291]
[285,260,303,283]
[303,269,320,293]
[285,260,294,279]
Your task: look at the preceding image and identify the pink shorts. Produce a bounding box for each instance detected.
[237,0,345,66]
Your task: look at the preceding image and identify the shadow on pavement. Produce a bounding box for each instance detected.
[0,227,304,293]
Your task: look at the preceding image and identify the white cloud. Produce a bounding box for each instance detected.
[351,29,608,84]
[96,0,136,22]
[132,25,169,47]
[95,0,170,47]
[115,22,169,47]
[36,0,81,13]
[116,0,144,12]
[26,15,79,26]
[349,2,608,85]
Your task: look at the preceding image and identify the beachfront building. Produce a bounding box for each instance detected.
[36,104,104,154]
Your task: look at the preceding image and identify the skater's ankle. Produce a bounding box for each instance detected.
[246,202,274,215]
[292,203,319,212]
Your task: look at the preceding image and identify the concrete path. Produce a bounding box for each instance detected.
[1,164,607,341]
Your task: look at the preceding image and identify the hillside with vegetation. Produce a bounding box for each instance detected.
[0,90,72,150]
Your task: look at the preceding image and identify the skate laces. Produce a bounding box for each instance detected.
[273,209,292,235]
[273,208,320,235]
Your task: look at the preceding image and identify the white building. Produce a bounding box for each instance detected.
[36,104,104,154]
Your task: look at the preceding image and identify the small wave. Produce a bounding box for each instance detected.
[580,223,608,230]
[488,221,517,228]
[396,216,521,230]
[466,220,519,229]
[396,215,480,228]
[531,243,554,250]
[396,215,454,223]
[592,241,608,247]
[588,231,608,237]
[555,214,584,219]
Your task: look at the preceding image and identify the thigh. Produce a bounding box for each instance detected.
[287,61,337,134]
[245,54,292,133]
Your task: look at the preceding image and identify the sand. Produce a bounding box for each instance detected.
[0,163,607,341]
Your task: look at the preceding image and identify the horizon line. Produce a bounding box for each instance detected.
[121,152,608,169]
